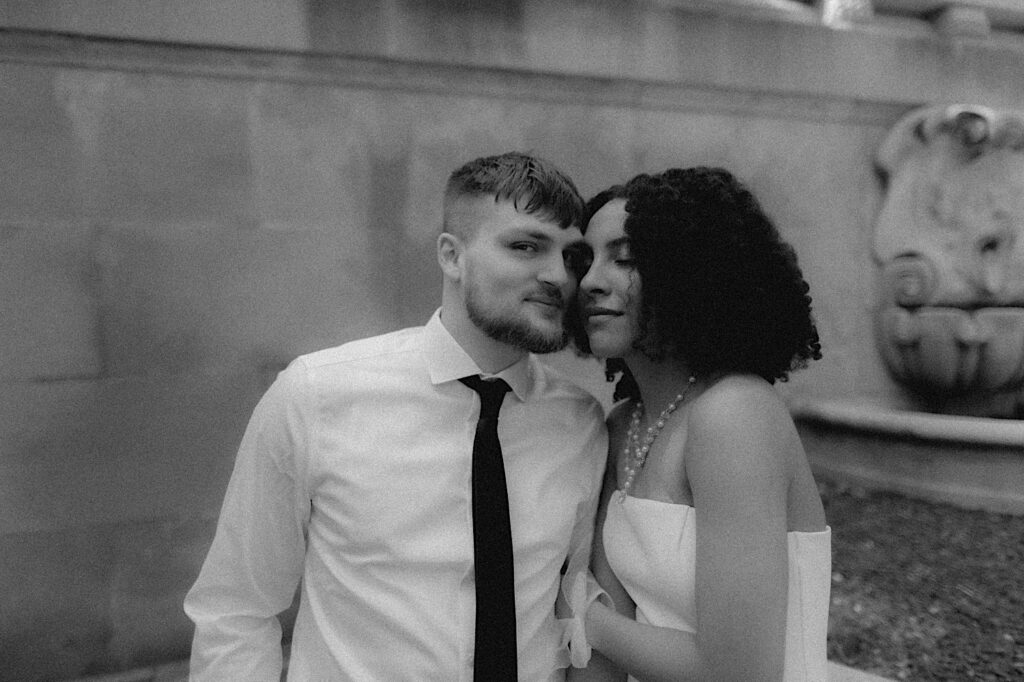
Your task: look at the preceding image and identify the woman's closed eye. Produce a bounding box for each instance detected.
[613,244,635,268]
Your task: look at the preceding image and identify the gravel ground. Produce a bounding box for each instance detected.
[822,479,1024,681]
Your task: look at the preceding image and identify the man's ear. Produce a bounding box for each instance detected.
[437,232,463,281]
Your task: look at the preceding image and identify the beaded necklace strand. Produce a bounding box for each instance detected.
[619,375,696,502]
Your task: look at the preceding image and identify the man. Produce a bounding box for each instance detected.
[185,151,607,680]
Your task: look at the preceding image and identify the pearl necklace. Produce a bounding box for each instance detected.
[619,376,696,502]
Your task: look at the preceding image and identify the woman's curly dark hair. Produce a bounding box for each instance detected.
[582,167,821,397]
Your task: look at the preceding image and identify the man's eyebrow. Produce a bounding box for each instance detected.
[605,236,631,251]
[508,229,554,242]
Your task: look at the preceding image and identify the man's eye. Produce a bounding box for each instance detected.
[615,258,635,268]
[512,242,538,253]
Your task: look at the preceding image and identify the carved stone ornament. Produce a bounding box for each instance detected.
[873,104,1024,415]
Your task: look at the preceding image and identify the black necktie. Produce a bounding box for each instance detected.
[459,375,517,680]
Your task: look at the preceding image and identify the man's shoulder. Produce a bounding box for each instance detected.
[293,326,424,373]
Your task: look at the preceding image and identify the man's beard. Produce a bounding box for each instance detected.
[466,290,569,354]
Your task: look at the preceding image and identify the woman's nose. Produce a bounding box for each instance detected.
[579,262,604,294]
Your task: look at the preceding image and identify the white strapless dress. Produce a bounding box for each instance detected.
[603,495,832,681]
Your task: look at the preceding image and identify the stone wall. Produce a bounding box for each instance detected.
[2,1,1023,677]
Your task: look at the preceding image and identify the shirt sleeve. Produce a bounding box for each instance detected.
[554,398,608,670]
[564,399,608,594]
[184,360,313,681]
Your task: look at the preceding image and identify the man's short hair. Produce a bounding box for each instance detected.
[443,151,585,237]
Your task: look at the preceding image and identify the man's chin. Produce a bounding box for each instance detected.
[468,304,569,354]
[521,316,570,353]
[494,323,568,354]
[525,332,570,354]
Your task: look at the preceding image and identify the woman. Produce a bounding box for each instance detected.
[566,167,830,681]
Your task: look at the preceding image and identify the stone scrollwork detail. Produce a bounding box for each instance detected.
[873,104,1024,414]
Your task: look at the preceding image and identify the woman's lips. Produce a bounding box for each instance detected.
[583,306,623,321]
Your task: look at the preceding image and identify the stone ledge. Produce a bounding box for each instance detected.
[793,398,1024,515]
[876,0,1024,32]
[0,29,910,126]
[790,398,1024,447]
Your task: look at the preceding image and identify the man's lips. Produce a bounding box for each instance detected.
[526,296,564,309]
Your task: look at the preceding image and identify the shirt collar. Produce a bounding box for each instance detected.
[423,309,534,402]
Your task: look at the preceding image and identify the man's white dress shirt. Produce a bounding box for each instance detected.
[184,310,607,680]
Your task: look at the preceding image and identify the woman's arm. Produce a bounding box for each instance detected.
[582,376,792,682]
[688,377,791,680]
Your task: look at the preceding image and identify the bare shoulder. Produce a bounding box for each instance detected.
[686,374,794,481]
[687,374,823,529]
[689,374,790,433]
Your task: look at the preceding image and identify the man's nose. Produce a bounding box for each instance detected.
[540,252,573,289]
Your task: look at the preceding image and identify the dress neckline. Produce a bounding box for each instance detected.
[618,492,692,509]
[616,494,831,536]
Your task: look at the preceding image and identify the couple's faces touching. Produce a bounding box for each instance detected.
[442,196,585,354]
[440,194,641,359]
[579,199,643,360]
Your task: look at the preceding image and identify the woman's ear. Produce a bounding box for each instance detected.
[437,232,463,282]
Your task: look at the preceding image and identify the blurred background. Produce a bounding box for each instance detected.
[1,1,1022,679]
